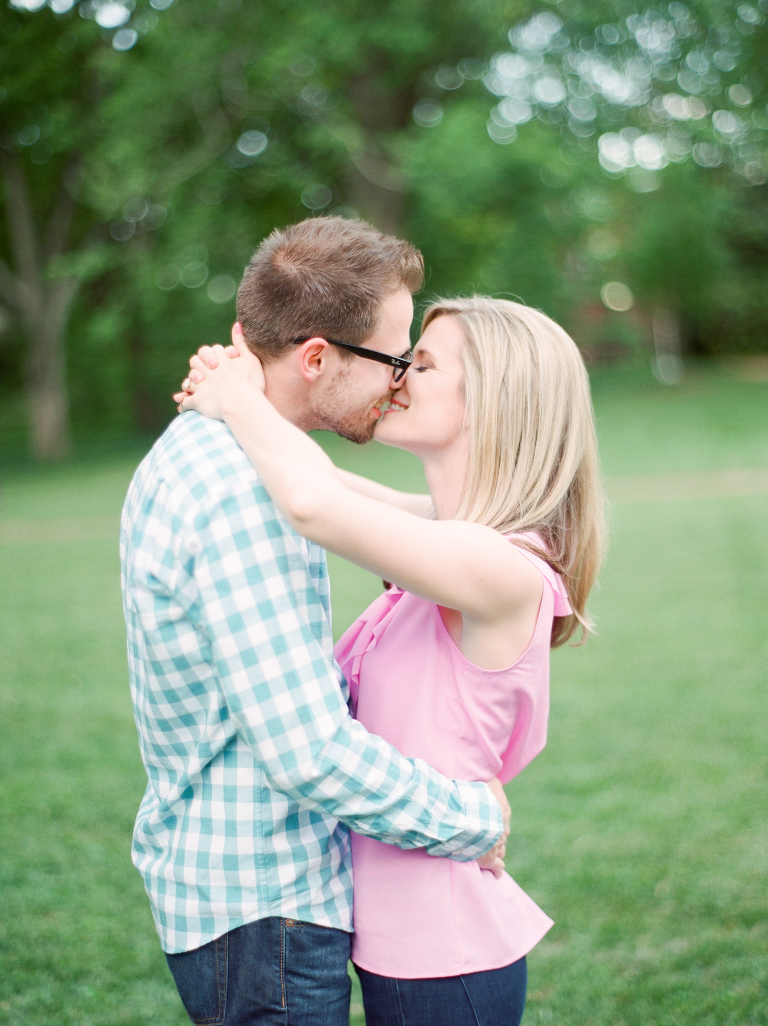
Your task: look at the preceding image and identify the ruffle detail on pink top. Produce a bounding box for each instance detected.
[519,552,573,618]
[506,533,573,618]
[334,586,403,714]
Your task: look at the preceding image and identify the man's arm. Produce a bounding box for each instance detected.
[190,481,503,861]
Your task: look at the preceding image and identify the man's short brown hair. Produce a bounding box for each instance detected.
[236,216,424,361]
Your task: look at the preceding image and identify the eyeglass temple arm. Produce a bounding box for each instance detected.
[329,340,411,368]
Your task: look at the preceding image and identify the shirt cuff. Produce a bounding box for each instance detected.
[426,779,504,861]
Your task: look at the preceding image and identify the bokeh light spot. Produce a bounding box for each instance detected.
[435,67,463,90]
[487,120,517,144]
[181,262,208,289]
[728,84,752,107]
[110,221,135,242]
[156,265,181,290]
[301,184,332,210]
[412,99,443,128]
[457,58,484,80]
[95,3,130,29]
[601,281,634,311]
[236,131,268,157]
[509,12,563,52]
[289,55,316,77]
[123,197,148,222]
[692,141,723,167]
[633,134,667,171]
[207,275,237,304]
[568,97,596,122]
[712,110,745,137]
[145,204,167,228]
[497,98,533,125]
[18,125,41,146]
[533,76,566,106]
[737,4,764,25]
[113,28,138,50]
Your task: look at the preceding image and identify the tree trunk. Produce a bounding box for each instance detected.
[1,155,79,458]
[345,144,407,235]
[127,330,163,434]
[344,75,412,234]
[22,281,78,458]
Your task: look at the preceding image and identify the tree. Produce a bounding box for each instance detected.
[1,0,533,455]
[402,0,768,361]
[0,6,108,456]
[2,0,766,457]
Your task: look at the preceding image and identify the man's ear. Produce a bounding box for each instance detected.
[295,337,331,383]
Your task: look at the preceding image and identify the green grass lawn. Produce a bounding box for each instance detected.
[1,364,766,1025]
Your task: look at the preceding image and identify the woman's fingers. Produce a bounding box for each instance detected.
[195,345,219,369]
[189,353,209,376]
[232,321,247,353]
[177,340,240,408]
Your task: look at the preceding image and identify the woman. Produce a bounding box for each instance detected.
[176,296,605,1026]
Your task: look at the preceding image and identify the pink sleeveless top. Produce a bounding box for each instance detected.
[334,539,572,979]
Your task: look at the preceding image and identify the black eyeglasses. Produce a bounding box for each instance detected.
[292,336,412,382]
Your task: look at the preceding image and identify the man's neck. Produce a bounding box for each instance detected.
[262,361,314,433]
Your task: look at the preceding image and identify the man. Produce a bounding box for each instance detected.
[121,217,507,1026]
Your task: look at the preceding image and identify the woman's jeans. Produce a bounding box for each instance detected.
[356,956,527,1026]
[165,917,351,1026]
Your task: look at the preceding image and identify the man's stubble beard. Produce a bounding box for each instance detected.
[310,365,391,445]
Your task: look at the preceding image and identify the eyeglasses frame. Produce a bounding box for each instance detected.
[292,336,412,383]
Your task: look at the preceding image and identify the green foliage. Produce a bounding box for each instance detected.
[0,0,767,453]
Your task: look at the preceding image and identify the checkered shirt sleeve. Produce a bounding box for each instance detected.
[121,413,502,953]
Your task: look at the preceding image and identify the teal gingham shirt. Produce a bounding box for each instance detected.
[120,413,502,954]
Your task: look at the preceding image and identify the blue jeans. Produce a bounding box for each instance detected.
[356,956,527,1026]
[165,917,351,1025]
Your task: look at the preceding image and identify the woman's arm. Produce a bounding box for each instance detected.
[179,346,540,624]
[336,469,433,518]
[177,341,431,517]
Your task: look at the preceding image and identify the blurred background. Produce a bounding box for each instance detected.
[1,0,768,454]
[1,1,766,1024]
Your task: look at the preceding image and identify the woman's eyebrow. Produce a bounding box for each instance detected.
[413,346,433,360]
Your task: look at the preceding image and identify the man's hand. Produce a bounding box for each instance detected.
[477,777,510,878]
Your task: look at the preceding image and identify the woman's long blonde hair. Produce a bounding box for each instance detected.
[421,296,605,646]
